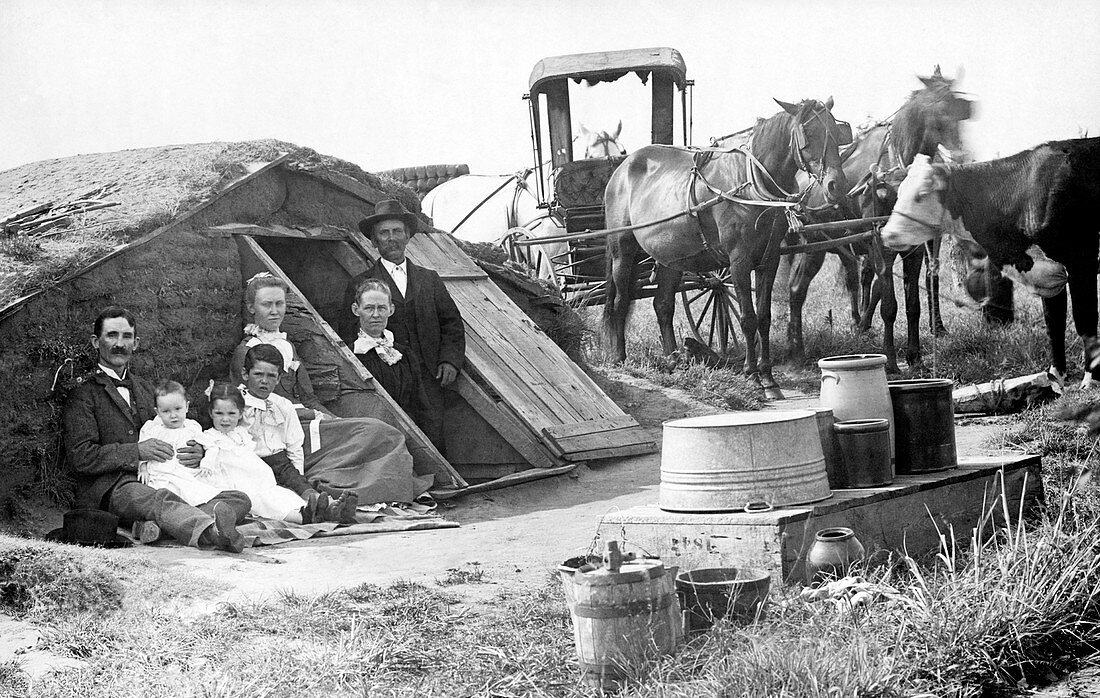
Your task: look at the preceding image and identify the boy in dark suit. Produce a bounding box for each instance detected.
[62,306,252,552]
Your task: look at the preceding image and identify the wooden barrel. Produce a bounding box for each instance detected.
[659,411,831,512]
[564,559,682,690]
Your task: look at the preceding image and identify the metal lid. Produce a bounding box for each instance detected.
[574,558,667,586]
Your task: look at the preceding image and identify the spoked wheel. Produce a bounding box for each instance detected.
[500,227,545,279]
[680,269,742,356]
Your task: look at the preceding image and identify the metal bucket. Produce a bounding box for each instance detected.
[818,354,895,462]
[889,379,957,473]
[659,411,831,512]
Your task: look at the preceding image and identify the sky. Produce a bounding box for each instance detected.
[1,0,1098,176]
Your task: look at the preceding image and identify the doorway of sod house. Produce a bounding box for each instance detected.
[247,235,551,486]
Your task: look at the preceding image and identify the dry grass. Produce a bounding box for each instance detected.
[8,469,1100,697]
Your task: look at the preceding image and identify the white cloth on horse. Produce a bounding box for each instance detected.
[242,324,300,372]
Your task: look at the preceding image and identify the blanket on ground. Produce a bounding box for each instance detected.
[241,502,459,546]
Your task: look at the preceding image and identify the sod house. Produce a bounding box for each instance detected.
[0,140,653,525]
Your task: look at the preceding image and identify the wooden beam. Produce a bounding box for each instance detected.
[432,463,579,499]
[326,241,372,279]
[236,234,467,489]
[209,223,349,241]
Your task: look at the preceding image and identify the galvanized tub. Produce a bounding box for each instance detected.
[659,411,832,513]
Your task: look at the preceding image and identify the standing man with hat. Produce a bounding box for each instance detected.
[62,306,252,552]
[341,199,465,453]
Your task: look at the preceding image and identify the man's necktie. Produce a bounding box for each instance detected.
[108,372,135,412]
[109,373,133,391]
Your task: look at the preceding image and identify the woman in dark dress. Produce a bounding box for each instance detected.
[229,273,425,504]
[349,278,416,414]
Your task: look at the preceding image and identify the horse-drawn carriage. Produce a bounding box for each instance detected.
[509,47,765,355]
[517,48,689,294]
[424,48,975,396]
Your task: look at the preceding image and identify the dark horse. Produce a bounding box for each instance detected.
[786,67,972,372]
[883,140,1100,387]
[602,98,851,398]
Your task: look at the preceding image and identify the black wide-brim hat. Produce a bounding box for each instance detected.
[46,508,132,548]
[357,199,419,237]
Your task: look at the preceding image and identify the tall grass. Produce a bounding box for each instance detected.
[581,254,1075,399]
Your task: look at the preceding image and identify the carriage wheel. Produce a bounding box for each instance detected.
[501,227,539,275]
[680,270,742,355]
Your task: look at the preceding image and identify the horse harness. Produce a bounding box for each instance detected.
[677,109,843,266]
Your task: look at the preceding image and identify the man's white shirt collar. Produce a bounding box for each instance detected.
[98,364,125,380]
[380,257,408,295]
[380,257,406,274]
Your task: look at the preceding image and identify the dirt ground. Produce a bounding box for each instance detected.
[111,369,1017,610]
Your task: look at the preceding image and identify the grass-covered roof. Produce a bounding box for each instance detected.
[0,139,420,308]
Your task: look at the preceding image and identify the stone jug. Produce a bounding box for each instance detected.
[804,527,866,584]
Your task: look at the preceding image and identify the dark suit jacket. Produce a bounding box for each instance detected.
[342,259,465,376]
[62,370,157,509]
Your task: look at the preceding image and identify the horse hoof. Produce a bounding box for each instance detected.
[764,386,785,400]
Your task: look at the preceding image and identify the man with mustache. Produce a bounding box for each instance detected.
[62,306,252,552]
[340,200,464,453]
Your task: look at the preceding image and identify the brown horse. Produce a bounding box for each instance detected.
[602,98,851,397]
[786,68,973,372]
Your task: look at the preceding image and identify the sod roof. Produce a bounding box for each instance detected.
[0,139,420,309]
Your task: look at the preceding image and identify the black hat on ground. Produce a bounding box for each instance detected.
[45,509,132,548]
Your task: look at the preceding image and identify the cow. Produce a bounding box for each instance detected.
[880,138,1100,387]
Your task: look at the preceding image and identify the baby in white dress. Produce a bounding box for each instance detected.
[138,381,223,506]
[197,383,334,523]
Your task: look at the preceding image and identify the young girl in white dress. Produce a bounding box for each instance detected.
[198,382,336,523]
[138,381,223,506]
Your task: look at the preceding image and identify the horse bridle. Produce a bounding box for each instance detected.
[586,131,627,158]
[791,104,851,188]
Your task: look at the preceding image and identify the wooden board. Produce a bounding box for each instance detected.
[235,234,466,489]
[343,230,655,462]
[543,416,656,460]
[453,375,564,469]
[597,454,1043,584]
